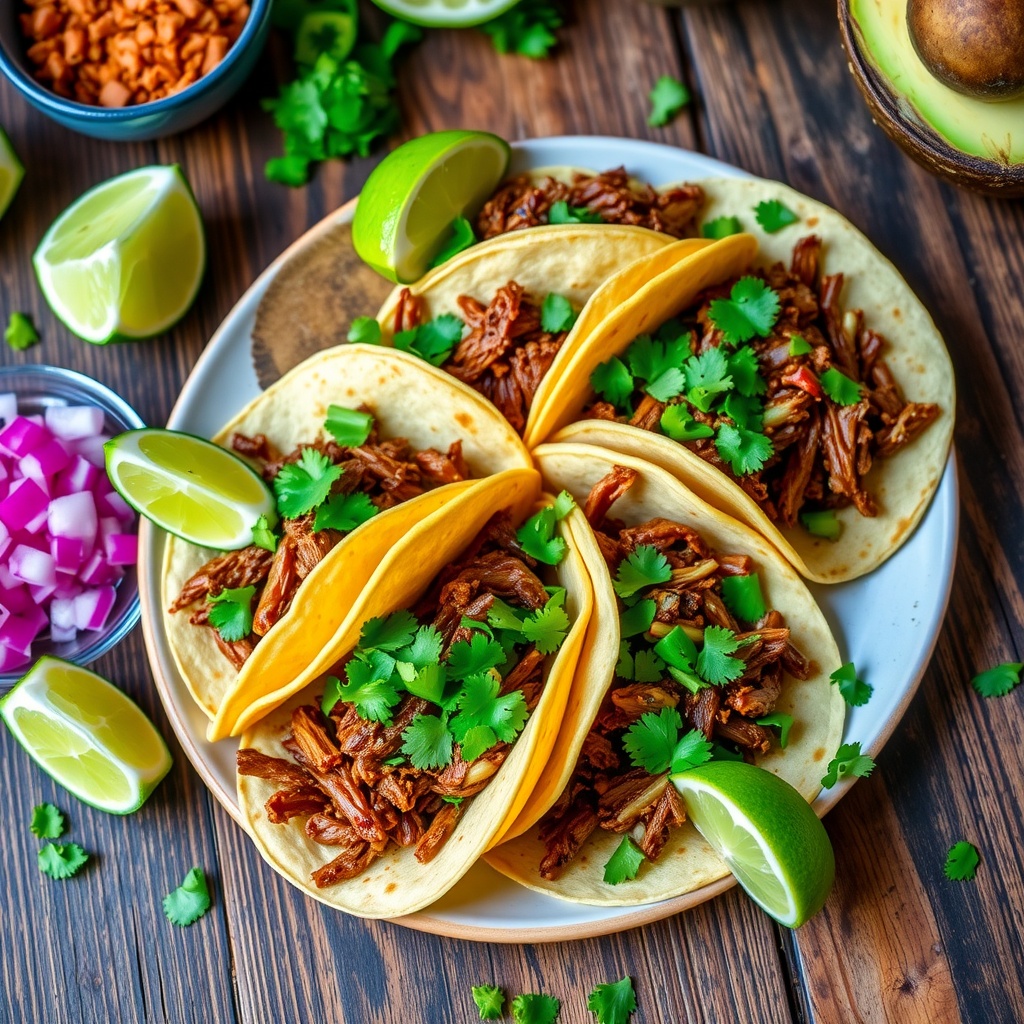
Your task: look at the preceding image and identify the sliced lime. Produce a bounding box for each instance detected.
[0,127,24,221]
[0,657,172,815]
[33,165,205,344]
[295,10,357,64]
[352,129,510,282]
[672,761,835,927]
[104,428,276,550]
[368,0,518,27]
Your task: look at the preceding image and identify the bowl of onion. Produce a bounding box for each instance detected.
[0,365,143,686]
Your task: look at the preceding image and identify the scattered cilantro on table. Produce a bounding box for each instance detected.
[273,447,343,518]
[207,586,256,643]
[512,993,561,1024]
[970,662,1022,697]
[753,199,799,234]
[549,200,603,225]
[944,841,980,882]
[313,491,379,532]
[163,867,212,926]
[394,313,465,367]
[431,216,477,268]
[821,741,875,788]
[251,514,278,552]
[648,75,690,127]
[5,311,39,352]
[830,661,873,707]
[38,842,88,880]
[541,293,577,333]
[702,216,742,239]
[603,835,645,885]
[347,316,382,345]
[587,976,637,1024]
[480,0,563,59]
[820,367,863,406]
[30,803,64,840]
[472,984,506,1020]
[755,711,794,748]
[325,404,374,447]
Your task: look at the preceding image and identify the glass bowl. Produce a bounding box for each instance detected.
[0,365,144,688]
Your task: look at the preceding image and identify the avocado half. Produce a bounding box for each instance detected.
[839,0,1024,197]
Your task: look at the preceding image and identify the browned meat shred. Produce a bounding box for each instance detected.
[537,467,813,881]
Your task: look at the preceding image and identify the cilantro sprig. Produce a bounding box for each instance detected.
[944,841,980,882]
[648,75,690,127]
[702,216,742,239]
[516,492,574,565]
[273,447,343,518]
[251,514,277,552]
[753,199,799,234]
[603,836,645,885]
[622,707,713,775]
[549,201,603,225]
[541,293,577,333]
[347,316,382,345]
[480,0,562,59]
[208,586,256,643]
[5,311,39,352]
[472,985,506,1020]
[707,277,780,345]
[829,662,873,707]
[821,741,875,788]
[971,662,1023,697]
[163,867,212,927]
[313,491,378,532]
[512,993,561,1024]
[38,842,88,880]
[588,977,637,1024]
[613,545,671,599]
[30,803,65,840]
[394,313,465,367]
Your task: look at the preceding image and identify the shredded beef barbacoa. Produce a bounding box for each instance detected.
[584,235,941,526]
[537,467,812,882]
[477,167,705,241]
[236,513,552,887]
[169,420,470,669]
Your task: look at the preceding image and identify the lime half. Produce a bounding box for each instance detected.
[0,657,172,815]
[33,165,205,344]
[0,127,24,221]
[672,761,835,927]
[105,428,276,550]
[353,129,510,282]
[368,0,518,27]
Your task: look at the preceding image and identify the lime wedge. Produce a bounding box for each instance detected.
[368,0,518,26]
[352,130,510,282]
[672,761,835,927]
[0,657,172,814]
[105,428,276,550]
[33,165,205,345]
[0,127,24,221]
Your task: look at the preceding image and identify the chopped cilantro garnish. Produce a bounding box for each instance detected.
[451,674,528,750]
[726,346,767,397]
[360,610,418,651]
[522,596,570,654]
[627,333,690,387]
[720,573,766,623]
[683,347,732,411]
[208,586,255,642]
[393,313,465,367]
[338,654,402,723]
[753,199,799,234]
[347,316,382,345]
[313,491,379,532]
[696,625,748,685]
[633,649,666,683]
[820,367,863,406]
[552,491,575,519]
[401,662,447,703]
[401,713,454,770]
[38,842,88,880]
[541,293,577,333]
[431,216,477,268]
[644,367,687,403]
[671,728,714,774]
[472,984,506,1020]
[401,625,444,668]
[702,216,742,240]
[442,794,464,805]
[660,405,714,442]
[971,662,1023,697]
[516,501,571,565]
[587,977,637,1024]
[591,357,634,411]
[800,509,842,540]
[320,675,343,716]
[325,404,374,447]
[710,742,744,762]
[829,662,873,707]
[721,392,764,432]
[944,841,980,882]
[5,311,39,352]
[755,711,794,748]
[487,598,527,632]
[648,75,690,127]
[603,835,645,885]
[707,277,780,344]
[251,513,278,552]
[618,599,656,638]
[163,867,212,926]
[512,993,561,1024]
[613,545,672,599]
[788,334,812,356]
[653,626,697,672]
[820,741,875,788]
[616,641,634,680]
[30,803,65,840]
[549,200,603,225]
[273,447,343,518]
[715,423,773,476]
[480,0,562,58]
[623,707,683,773]
[447,633,506,681]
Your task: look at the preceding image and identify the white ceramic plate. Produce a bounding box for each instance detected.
[138,137,958,942]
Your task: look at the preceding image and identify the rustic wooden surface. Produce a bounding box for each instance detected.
[2,0,1023,1021]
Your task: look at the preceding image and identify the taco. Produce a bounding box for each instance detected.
[374,223,712,437]
[484,443,845,906]
[163,345,532,726]
[526,176,955,583]
[234,471,595,917]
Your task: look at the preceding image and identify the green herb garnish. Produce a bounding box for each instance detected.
[755,711,794,748]
[162,867,212,926]
[5,311,39,351]
[587,976,637,1024]
[707,277,781,344]
[347,316,382,345]
[393,313,465,367]
[820,367,863,406]
[38,842,88,880]
[622,707,712,775]
[788,334,812,356]
[480,0,562,58]
[971,662,1023,697]
[702,216,742,240]
[829,661,873,707]
[603,835,646,885]
[541,293,577,333]
[753,199,799,233]
[516,494,574,565]
[944,841,980,882]
[648,75,690,127]
[251,514,278,552]
[472,984,506,1020]
[273,447,343,518]
[549,201,603,225]
[613,544,672,599]
[696,625,748,685]
[511,993,561,1024]
[714,423,773,476]
[821,741,875,788]
[400,713,455,769]
[207,586,256,642]
[313,491,379,532]
[30,803,65,840]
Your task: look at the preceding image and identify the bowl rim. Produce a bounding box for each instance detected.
[0,0,272,122]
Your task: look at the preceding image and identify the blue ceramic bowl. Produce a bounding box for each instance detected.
[0,0,272,141]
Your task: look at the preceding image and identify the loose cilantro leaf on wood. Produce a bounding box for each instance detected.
[273,447,343,517]
[31,803,65,840]
[549,200,603,225]
[829,661,873,707]
[603,836,645,885]
[648,75,690,127]
[313,491,379,532]
[325,404,374,447]
[431,216,477,268]
[707,277,781,344]
[623,707,683,773]
[541,293,577,333]
[821,741,875,788]
[5,311,39,352]
[347,316,382,344]
[163,867,211,926]
[208,586,256,643]
[401,713,454,769]
[393,313,465,367]
[715,423,773,476]
[472,984,506,1020]
[251,514,277,552]
[971,662,1023,697]
[944,841,980,881]
[339,656,401,723]
[360,610,418,651]
[820,367,863,406]
[38,842,88,880]
[588,976,637,1024]
[591,357,634,412]
[702,216,742,240]
[753,199,799,234]
[756,712,794,748]
[720,573,766,623]
[480,0,563,59]
[697,625,747,685]
[613,545,672,599]
[660,405,714,442]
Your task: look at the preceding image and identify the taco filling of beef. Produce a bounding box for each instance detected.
[236,502,575,888]
[583,234,941,536]
[537,466,811,884]
[168,407,471,670]
[477,167,705,241]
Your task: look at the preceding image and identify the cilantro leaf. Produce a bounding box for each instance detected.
[707,277,781,344]
[616,641,634,680]
[800,509,842,540]
[613,545,672,599]
[442,794,464,805]
[273,447,343,518]
[627,333,691,390]
[401,713,454,770]
[393,314,465,367]
[512,993,561,1024]
[619,599,656,638]
[400,625,444,668]
[653,625,697,671]
[38,842,88,880]
[697,625,747,685]
[472,984,506,1020]
[820,367,863,406]
[30,803,65,840]
[252,514,277,552]
[671,729,714,774]
[480,0,562,58]
[720,573,767,623]
[549,200,603,225]
[325,404,374,447]
[431,216,477,268]
[162,867,211,926]
[829,662,873,707]
[401,662,447,703]
[715,423,773,476]
[447,633,506,681]
[339,655,401,724]
[648,75,690,127]
[487,598,527,632]
[754,199,799,234]
[347,316,382,345]
[588,977,637,1024]
[552,490,575,519]
[821,741,876,788]
[660,404,715,442]
[590,357,634,412]
[789,334,813,356]
[633,649,666,683]
[684,348,733,411]
[756,712,794,748]
[517,505,568,565]
[944,841,980,882]
[208,586,255,642]
[702,216,742,240]
[360,610,418,651]
[603,836,646,885]
[458,724,499,762]
[321,675,343,716]
[623,707,683,774]
[645,368,688,403]
[451,673,529,746]
[541,293,577,333]
[726,346,767,398]
[313,491,379,532]
[971,662,1023,698]
[521,598,570,654]
[720,392,764,432]
[5,311,39,352]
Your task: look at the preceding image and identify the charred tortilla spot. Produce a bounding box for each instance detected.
[813,747,826,761]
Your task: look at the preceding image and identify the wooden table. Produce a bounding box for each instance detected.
[3,2,1023,1021]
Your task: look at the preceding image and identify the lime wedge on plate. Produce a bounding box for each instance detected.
[353,129,510,282]
[105,428,276,550]
[33,165,205,344]
[672,761,835,927]
[0,127,24,221]
[368,0,518,27]
[0,657,172,815]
